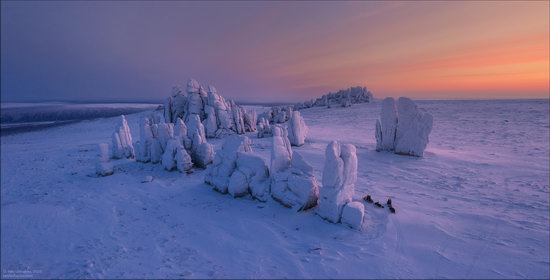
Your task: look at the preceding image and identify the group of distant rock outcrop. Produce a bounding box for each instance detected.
[293,86,374,110]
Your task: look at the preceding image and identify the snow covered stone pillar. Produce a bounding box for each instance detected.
[162,139,193,172]
[394,97,433,157]
[96,143,114,176]
[112,115,135,159]
[205,135,270,200]
[270,125,319,211]
[186,114,214,168]
[287,111,308,146]
[375,97,398,151]
[317,141,359,223]
[257,118,272,138]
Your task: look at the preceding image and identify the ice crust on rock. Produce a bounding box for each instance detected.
[375,97,433,157]
[256,118,272,138]
[270,126,319,211]
[162,139,192,172]
[111,115,135,159]
[96,143,114,176]
[341,201,364,230]
[394,97,434,157]
[287,111,308,146]
[163,78,256,138]
[375,97,398,151]
[317,141,359,223]
[205,135,269,200]
[186,114,214,168]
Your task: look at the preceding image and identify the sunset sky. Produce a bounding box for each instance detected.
[1,1,549,102]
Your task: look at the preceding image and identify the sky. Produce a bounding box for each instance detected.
[1,1,549,103]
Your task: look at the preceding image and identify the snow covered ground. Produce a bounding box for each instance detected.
[1,100,548,278]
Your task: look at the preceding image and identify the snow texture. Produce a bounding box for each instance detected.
[375,97,398,151]
[317,141,359,223]
[287,111,308,146]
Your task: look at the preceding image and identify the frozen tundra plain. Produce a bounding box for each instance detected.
[1,99,549,278]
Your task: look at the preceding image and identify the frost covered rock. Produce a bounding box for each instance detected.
[96,143,114,176]
[163,79,253,138]
[174,117,192,150]
[375,97,433,157]
[287,111,308,146]
[257,118,272,138]
[394,97,433,157]
[341,201,364,230]
[243,109,257,132]
[186,114,213,168]
[270,126,319,211]
[317,141,358,223]
[150,138,163,164]
[205,135,252,193]
[111,115,135,159]
[375,97,398,151]
[203,105,218,138]
[157,123,174,151]
[270,125,292,173]
[230,152,270,199]
[136,117,154,162]
[161,139,179,171]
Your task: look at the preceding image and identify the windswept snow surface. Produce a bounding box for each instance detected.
[1,100,549,278]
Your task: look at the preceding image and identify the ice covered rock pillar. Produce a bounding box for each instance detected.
[96,143,114,176]
[186,114,214,168]
[287,111,308,146]
[270,126,319,211]
[112,115,135,159]
[394,97,433,157]
[317,141,358,223]
[375,97,398,151]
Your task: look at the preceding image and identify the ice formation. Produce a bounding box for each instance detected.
[256,118,272,138]
[186,114,214,168]
[96,143,113,176]
[294,86,374,110]
[270,126,319,211]
[111,115,135,159]
[375,97,398,151]
[205,135,270,201]
[375,97,433,157]
[317,141,359,223]
[163,79,257,138]
[287,111,308,146]
[257,106,293,125]
[162,139,193,172]
[135,110,213,171]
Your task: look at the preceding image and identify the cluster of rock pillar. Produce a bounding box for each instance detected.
[204,126,364,230]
